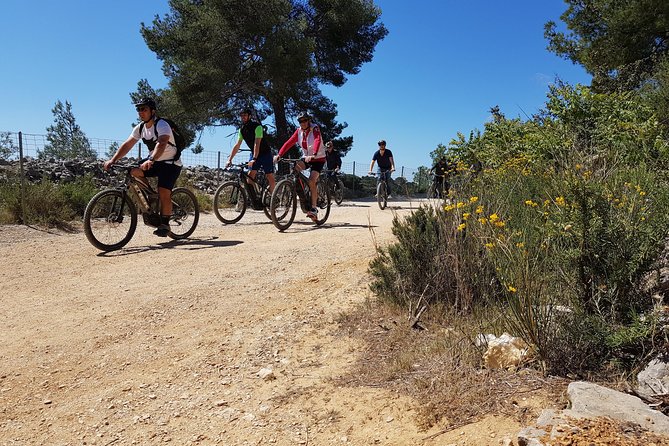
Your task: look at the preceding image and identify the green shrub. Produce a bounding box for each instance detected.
[59,175,99,216]
[0,179,77,228]
[369,83,669,378]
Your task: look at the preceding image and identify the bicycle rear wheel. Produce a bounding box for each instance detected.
[169,187,199,239]
[316,178,331,225]
[377,182,387,210]
[261,187,272,220]
[83,189,137,252]
[270,179,297,231]
[214,181,247,224]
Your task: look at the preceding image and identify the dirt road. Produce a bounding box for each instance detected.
[0,197,522,445]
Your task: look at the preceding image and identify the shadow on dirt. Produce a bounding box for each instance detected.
[97,236,243,256]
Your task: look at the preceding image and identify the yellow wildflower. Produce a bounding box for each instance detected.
[507,285,517,293]
[515,242,525,248]
[469,196,479,203]
[444,204,455,211]
[639,191,646,196]
[456,201,466,209]
[478,217,488,224]
[462,212,471,220]
[494,221,505,228]
[457,223,466,232]
[525,200,538,207]
[484,242,495,249]
[475,205,484,214]
[489,213,499,222]
[555,196,566,206]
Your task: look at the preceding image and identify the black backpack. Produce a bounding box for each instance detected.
[139,117,187,161]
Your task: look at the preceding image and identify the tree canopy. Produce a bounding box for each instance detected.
[545,0,669,92]
[139,0,387,155]
[39,100,95,160]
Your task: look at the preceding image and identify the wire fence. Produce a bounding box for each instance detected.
[1,131,422,182]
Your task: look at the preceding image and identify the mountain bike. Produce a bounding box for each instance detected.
[83,166,199,252]
[372,169,392,210]
[213,163,271,224]
[269,158,331,231]
[322,169,344,206]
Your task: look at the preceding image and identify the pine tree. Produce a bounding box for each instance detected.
[39,100,96,160]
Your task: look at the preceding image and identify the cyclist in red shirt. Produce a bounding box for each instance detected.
[275,112,326,221]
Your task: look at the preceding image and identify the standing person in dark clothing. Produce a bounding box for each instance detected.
[369,140,395,198]
[430,156,455,198]
[226,108,276,192]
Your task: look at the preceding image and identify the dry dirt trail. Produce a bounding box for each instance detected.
[0,197,523,446]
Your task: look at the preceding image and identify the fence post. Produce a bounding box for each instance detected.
[217,151,221,181]
[401,166,404,178]
[352,161,356,191]
[18,132,26,224]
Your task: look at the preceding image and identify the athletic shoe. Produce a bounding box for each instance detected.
[306,208,319,222]
[153,224,170,237]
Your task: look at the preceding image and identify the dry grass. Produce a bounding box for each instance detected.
[335,297,569,430]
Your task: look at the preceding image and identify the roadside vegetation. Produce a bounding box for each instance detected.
[364,84,669,428]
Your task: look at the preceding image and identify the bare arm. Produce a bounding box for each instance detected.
[104,136,137,170]
[227,139,243,166]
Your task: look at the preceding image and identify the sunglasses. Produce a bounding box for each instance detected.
[136,106,150,112]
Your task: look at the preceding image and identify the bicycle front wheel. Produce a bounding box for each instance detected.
[270,179,297,231]
[316,178,331,225]
[333,178,344,205]
[214,181,247,224]
[83,189,137,252]
[169,187,199,239]
[377,182,387,210]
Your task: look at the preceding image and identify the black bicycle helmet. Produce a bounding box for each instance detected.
[134,97,156,110]
[297,111,311,122]
[378,139,386,146]
[240,108,252,115]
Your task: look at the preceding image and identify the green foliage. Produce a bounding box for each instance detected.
[0,132,18,160]
[369,206,450,307]
[370,83,669,377]
[545,0,669,92]
[0,179,78,228]
[39,100,95,160]
[139,0,387,149]
[58,175,99,216]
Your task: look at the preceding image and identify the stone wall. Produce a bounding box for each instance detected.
[0,157,226,194]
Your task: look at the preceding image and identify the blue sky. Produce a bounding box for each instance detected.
[0,1,590,170]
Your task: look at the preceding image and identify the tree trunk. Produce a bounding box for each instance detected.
[270,96,289,149]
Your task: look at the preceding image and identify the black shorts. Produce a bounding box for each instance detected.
[304,160,325,173]
[143,160,182,190]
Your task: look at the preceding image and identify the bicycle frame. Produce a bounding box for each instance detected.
[269,158,331,231]
[227,164,270,210]
[282,159,316,213]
